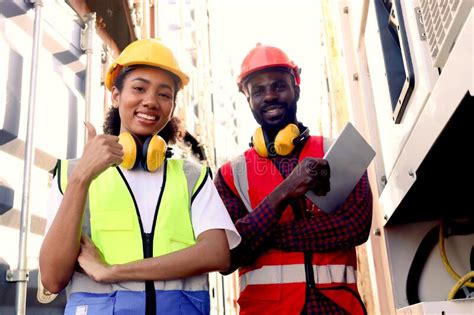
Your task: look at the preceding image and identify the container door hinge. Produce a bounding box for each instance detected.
[414,7,427,41]
[6,269,29,282]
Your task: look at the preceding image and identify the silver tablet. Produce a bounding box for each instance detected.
[305,122,376,214]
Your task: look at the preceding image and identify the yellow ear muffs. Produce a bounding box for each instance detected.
[274,123,300,156]
[252,123,301,157]
[118,132,167,172]
[252,127,269,158]
[141,135,167,172]
[118,132,139,169]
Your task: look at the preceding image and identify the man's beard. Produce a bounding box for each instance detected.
[253,100,298,136]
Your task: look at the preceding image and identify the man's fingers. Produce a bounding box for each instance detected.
[320,168,329,178]
[305,159,330,178]
[84,121,97,142]
[311,179,330,196]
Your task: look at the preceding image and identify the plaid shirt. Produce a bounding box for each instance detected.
[214,143,373,314]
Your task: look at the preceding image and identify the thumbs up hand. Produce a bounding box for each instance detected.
[73,122,123,183]
[85,121,97,141]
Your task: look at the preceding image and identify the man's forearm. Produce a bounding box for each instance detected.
[270,173,373,252]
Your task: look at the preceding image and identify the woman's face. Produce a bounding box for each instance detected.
[111,67,176,138]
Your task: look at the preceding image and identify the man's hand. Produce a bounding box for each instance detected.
[267,158,330,211]
[77,235,113,283]
[282,157,330,198]
[73,122,123,182]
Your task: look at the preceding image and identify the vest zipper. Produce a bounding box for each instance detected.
[289,200,315,315]
[146,160,167,315]
[144,232,156,315]
[144,232,153,259]
[117,167,159,315]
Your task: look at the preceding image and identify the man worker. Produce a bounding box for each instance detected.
[214,43,373,314]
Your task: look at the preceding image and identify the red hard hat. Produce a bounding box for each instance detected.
[237,43,300,92]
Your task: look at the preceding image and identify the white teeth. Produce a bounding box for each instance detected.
[264,105,283,112]
[265,108,283,116]
[267,109,280,114]
[136,112,157,121]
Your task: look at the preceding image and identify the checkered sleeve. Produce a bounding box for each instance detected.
[270,172,373,252]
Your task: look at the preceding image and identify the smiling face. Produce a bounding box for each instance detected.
[245,69,300,132]
[111,67,176,138]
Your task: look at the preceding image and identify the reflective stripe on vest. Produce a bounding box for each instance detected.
[67,271,209,295]
[230,155,252,212]
[239,264,356,291]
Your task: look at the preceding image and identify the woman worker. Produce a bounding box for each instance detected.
[39,38,240,315]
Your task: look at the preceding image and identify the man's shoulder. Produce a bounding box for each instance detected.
[217,151,249,170]
[217,150,253,183]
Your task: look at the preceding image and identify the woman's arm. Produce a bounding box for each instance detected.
[39,176,89,293]
[78,229,230,283]
[39,123,123,293]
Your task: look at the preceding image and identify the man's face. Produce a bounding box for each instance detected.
[245,70,299,132]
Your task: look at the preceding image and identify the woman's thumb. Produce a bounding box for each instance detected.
[84,121,97,141]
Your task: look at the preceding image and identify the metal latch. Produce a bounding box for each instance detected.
[80,12,96,52]
[414,7,427,41]
[6,269,29,282]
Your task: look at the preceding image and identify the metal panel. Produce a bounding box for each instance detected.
[397,299,474,314]
[379,12,473,222]
[419,0,474,67]
[0,47,23,146]
[364,0,439,181]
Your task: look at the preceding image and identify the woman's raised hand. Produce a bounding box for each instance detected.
[73,122,124,183]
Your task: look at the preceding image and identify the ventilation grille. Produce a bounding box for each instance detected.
[419,0,473,67]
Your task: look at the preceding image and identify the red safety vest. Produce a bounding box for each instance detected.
[221,136,366,315]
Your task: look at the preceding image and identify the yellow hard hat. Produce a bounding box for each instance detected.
[105,38,189,91]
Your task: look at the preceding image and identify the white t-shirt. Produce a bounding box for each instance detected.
[46,163,241,249]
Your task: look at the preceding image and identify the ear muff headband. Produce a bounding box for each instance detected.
[292,127,309,145]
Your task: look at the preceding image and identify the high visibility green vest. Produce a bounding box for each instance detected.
[58,158,207,265]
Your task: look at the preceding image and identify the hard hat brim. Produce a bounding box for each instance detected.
[105,62,189,91]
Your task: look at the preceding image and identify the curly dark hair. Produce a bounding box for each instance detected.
[102,66,184,144]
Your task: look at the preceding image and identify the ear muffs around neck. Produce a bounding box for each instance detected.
[251,123,306,157]
[118,132,167,172]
